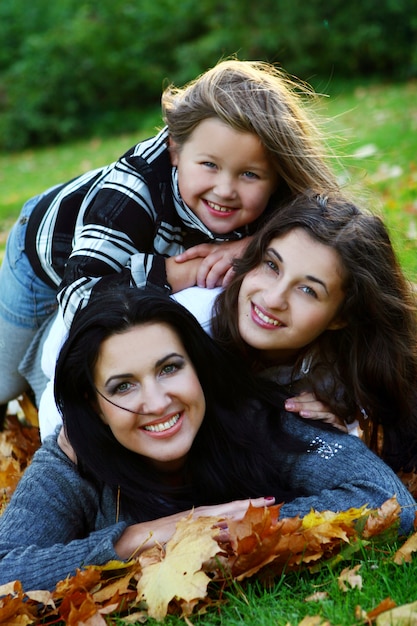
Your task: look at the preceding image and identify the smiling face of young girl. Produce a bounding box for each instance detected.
[169,118,278,235]
[237,228,347,363]
[93,322,206,473]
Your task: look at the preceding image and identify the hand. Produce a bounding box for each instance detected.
[174,238,253,289]
[165,256,202,293]
[114,496,274,559]
[284,391,348,432]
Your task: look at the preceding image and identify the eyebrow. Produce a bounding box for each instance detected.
[267,247,329,295]
[104,352,184,387]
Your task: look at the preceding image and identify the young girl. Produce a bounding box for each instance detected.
[0,289,413,591]
[0,58,339,418]
[211,194,417,472]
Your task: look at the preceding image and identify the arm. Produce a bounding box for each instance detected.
[277,416,416,533]
[0,436,127,591]
[57,144,181,327]
[114,497,275,559]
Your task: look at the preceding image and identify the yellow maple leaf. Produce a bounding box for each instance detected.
[302,505,369,530]
[135,514,222,621]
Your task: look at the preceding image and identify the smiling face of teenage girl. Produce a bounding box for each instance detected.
[237,228,347,363]
[169,117,279,235]
[93,322,206,473]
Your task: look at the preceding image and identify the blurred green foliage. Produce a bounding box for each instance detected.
[0,0,416,151]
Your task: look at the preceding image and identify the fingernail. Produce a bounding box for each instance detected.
[285,400,295,410]
[265,496,275,501]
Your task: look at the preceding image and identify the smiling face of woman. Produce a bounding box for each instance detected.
[93,322,206,473]
[237,228,347,363]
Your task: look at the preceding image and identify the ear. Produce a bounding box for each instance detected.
[168,136,179,166]
[326,317,347,331]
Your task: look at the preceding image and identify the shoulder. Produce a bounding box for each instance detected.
[130,127,170,164]
[172,287,220,335]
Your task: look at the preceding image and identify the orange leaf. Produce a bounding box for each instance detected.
[393,531,417,564]
[362,496,400,538]
[366,597,397,620]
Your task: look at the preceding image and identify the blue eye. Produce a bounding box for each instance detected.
[301,285,318,298]
[202,162,217,169]
[160,359,185,376]
[264,258,279,273]
[243,171,259,180]
[112,381,134,395]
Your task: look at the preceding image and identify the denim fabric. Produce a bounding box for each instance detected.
[0,195,58,403]
[0,195,57,328]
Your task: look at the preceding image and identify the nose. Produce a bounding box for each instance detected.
[263,285,289,311]
[213,173,237,200]
[137,380,171,416]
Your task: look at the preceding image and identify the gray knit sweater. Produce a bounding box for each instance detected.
[0,416,415,591]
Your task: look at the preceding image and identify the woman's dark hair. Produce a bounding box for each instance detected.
[212,193,417,470]
[54,288,296,520]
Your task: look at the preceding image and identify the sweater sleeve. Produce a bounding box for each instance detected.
[277,416,416,534]
[56,131,181,327]
[0,435,127,591]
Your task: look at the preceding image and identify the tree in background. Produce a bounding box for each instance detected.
[0,0,415,150]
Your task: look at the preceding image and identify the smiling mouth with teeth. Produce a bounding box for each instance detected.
[143,413,181,432]
[254,304,283,327]
[207,200,235,214]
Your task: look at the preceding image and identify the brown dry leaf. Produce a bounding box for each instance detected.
[17,393,39,428]
[375,600,417,625]
[337,564,362,591]
[0,414,40,513]
[361,496,400,538]
[225,504,307,580]
[398,469,417,500]
[304,591,329,602]
[393,531,417,564]
[0,580,38,625]
[135,513,223,621]
[224,502,372,582]
[297,616,331,625]
[366,597,397,620]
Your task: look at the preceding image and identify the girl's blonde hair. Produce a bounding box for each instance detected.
[162,59,339,200]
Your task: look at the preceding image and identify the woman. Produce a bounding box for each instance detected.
[211,193,417,471]
[0,288,414,591]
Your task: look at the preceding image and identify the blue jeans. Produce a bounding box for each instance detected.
[0,194,58,404]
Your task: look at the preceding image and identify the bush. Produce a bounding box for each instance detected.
[0,0,415,150]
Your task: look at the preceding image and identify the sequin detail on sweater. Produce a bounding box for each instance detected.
[307,436,343,459]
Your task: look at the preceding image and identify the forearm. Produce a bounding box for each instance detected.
[0,523,126,591]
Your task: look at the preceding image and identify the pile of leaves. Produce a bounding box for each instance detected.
[0,490,414,622]
[1,405,417,624]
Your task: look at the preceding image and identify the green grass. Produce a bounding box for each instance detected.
[320,80,417,279]
[111,542,417,626]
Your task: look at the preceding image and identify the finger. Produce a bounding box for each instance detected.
[287,391,315,404]
[221,266,236,287]
[298,411,348,432]
[175,244,213,263]
[204,260,232,289]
